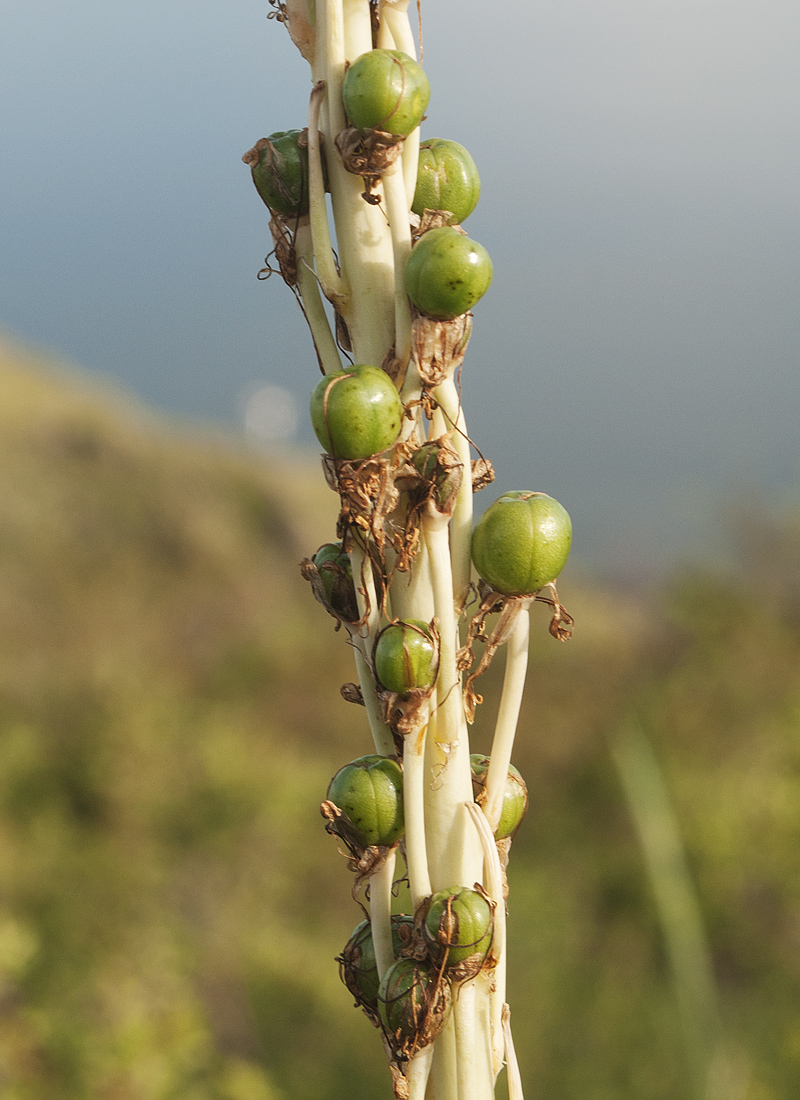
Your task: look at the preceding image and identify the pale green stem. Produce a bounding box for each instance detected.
[422,506,482,890]
[387,537,435,623]
[370,847,397,979]
[307,82,349,307]
[349,640,394,756]
[381,156,413,372]
[610,721,724,1100]
[407,1042,435,1100]
[376,8,396,48]
[483,602,531,833]
[403,700,433,908]
[454,982,494,1100]
[294,220,342,375]
[466,801,506,1079]
[430,1009,459,1100]
[432,375,473,607]
[342,0,372,59]
[501,1004,525,1100]
[349,542,394,756]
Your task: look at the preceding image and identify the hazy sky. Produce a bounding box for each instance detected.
[2,0,799,575]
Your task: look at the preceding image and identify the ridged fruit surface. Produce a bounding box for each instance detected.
[342,49,430,138]
[412,138,480,225]
[471,491,571,596]
[310,364,402,460]
[327,755,404,847]
[404,227,492,321]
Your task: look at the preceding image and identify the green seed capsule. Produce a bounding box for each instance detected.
[310,364,403,461]
[342,49,430,138]
[425,886,493,967]
[243,130,315,217]
[327,755,404,848]
[404,226,493,321]
[377,957,448,1057]
[471,491,572,596]
[374,620,437,695]
[470,754,529,840]
[412,138,481,225]
[311,543,359,623]
[340,915,415,1013]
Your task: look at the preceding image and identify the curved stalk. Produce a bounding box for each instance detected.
[407,1042,435,1100]
[381,156,413,373]
[403,701,433,908]
[307,82,349,307]
[294,220,342,375]
[483,602,531,834]
[422,506,482,890]
[501,1004,525,1100]
[467,801,506,1078]
[432,375,473,607]
[370,848,397,979]
[349,542,394,756]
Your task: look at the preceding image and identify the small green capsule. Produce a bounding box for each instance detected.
[243,130,316,217]
[311,543,359,623]
[327,755,404,848]
[342,49,430,138]
[424,886,493,967]
[412,138,481,225]
[339,915,415,1013]
[310,364,403,461]
[470,754,529,840]
[471,491,572,596]
[377,956,448,1056]
[374,620,437,695]
[404,227,493,321]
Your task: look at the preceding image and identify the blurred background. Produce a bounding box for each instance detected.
[1,0,800,1096]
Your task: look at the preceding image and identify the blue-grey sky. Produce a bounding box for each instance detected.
[2,0,799,576]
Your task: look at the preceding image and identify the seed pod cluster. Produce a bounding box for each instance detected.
[249,14,574,1090]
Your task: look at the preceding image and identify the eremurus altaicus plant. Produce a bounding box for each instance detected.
[243,3,573,1096]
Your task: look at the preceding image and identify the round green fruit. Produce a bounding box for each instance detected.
[471,491,572,596]
[374,620,437,695]
[424,886,493,966]
[244,130,313,217]
[340,915,414,1012]
[312,543,359,623]
[470,754,529,840]
[342,49,430,138]
[310,364,402,460]
[404,226,493,321]
[412,138,481,225]
[377,957,446,1054]
[327,754,404,848]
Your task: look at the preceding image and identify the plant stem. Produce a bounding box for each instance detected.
[422,506,482,890]
[370,848,397,979]
[454,981,494,1100]
[294,220,342,375]
[483,602,531,834]
[349,542,395,756]
[403,701,433,908]
[407,1042,435,1100]
[466,801,506,1079]
[432,375,473,607]
[610,721,725,1100]
[381,156,413,372]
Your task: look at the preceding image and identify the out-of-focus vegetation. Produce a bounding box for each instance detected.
[0,337,798,1100]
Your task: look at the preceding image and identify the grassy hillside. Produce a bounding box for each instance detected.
[0,337,798,1100]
